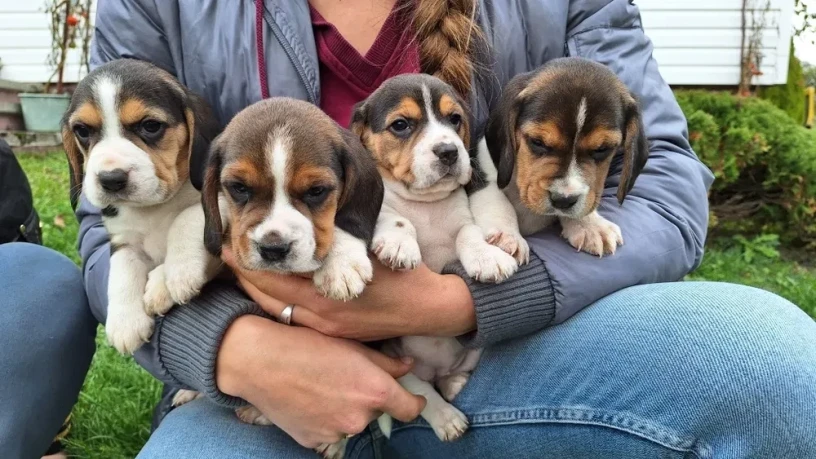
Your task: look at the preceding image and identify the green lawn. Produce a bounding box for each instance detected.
[15,151,816,458]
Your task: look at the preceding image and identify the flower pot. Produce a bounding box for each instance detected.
[18,93,71,132]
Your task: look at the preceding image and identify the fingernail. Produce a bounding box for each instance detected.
[400,356,414,365]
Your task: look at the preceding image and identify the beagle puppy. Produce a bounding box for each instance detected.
[349,74,525,445]
[62,59,221,354]
[486,57,649,254]
[200,97,384,301]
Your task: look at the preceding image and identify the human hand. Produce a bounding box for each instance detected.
[216,315,427,448]
[221,247,476,341]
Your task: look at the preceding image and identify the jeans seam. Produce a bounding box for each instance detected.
[385,407,712,459]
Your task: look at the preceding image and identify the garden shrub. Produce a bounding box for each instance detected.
[675,90,816,247]
[757,42,806,123]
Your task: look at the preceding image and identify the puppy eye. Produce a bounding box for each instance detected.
[591,147,613,161]
[306,186,327,198]
[449,113,462,128]
[302,185,332,206]
[226,181,252,204]
[389,119,412,136]
[137,119,166,141]
[528,137,552,154]
[73,124,91,142]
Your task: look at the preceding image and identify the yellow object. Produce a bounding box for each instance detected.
[805,87,815,129]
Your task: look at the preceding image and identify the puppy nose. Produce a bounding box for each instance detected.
[550,193,580,210]
[98,169,129,192]
[432,143,459,166]
[257,234,291,262]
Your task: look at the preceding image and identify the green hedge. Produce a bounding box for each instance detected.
[675,90,816,246]
[757,42,806,123]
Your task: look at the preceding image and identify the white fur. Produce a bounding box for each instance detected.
[576,96,587,136]
[313,228,373,301]
[549,158,591,219]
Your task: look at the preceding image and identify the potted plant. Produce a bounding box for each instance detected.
[18,0,92,132]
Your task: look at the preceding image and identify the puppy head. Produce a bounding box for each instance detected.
[61,59,217,209]
[486,57,649,219]
[351,74,472,198]
[202,98,383,274]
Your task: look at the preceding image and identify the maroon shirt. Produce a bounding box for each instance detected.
[310,4,420,128]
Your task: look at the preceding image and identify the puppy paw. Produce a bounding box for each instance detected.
[437,373,471,402]
[171,389,202,407]
[561,213,623,257]
[485,230,530,265]
[314,251,373,302]
[426,403,469,442]
[235,406,273,425]
[460,243,518,283]
[105,307,154,354]
[143,265,174,317]
[372,232,422,270]
[316,439,348,459]
[164,265,208,305]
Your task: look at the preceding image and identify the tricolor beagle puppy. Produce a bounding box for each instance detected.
[200,97,384,301]
[349,74,526,445]
[486,57,649,253]
[62,59,221,354]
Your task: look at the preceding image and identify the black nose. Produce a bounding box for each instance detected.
[432,143,459,166]
[98,169,129,192]
[257,237,291,262]
[551,193,580,210]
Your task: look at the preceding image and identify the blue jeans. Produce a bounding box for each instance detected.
[140,281,816,459]
[0,243,97,457]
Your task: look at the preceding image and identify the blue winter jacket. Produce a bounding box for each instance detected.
[76,0,715,406]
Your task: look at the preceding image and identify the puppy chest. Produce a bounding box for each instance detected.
[105,208,177,264]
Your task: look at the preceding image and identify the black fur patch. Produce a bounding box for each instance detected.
[101,205,118,217]
[110,242,127,254]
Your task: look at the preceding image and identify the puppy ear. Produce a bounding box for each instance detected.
[617,93,649,204]
[335,127,383,245]
[61,122,84,209]
[202,138,225,255]
[350,101,367,138]
[486,73,532,189]
[184,91,221,191]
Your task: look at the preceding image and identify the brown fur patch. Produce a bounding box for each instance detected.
[288,165,340,260]
[118,99,168,126]
[578,128,622,152]
[519,70,558,99]
[124,123,189,189]
[580,155,614,215]
[515,143,561,214]
[387,98,423,124]
[438,94,470,149]
[360,126,417,186]
[521,121,568,151]
[69,102,102,128]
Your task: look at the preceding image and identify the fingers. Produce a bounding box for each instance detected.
[381,384,427,423]
[360,347,414,379]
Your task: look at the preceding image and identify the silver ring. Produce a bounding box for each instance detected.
[279,304,294,325]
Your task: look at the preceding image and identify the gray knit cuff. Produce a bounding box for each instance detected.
[443,252,556,347]
[156,281,269,408]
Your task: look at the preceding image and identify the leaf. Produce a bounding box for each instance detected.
[53,214,66,229]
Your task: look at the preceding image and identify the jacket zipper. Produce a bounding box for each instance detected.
[260,2,317,104]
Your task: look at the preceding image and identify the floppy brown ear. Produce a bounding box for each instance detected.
[61,123,84,209]
[350,101,367,139]
[202,138,225,255]
[617,93,649,204]
[184,91,221,191]
[485,72,532,189]
[335,127,383,245]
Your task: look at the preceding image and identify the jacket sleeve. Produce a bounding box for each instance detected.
[80,0,266,407]
[449,0,714,346]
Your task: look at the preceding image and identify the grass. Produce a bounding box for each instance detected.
[15,151,816,458]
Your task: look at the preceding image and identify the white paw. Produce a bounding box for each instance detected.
[316,439,348,459]
[561,213,623,257]
[426,403,469,442]
[460,243,518,283]
[143,265,174,317]
[105,307,154,355]
[485,229,530,265]
[438,373,470,402]
[372,231,422,270]
[235,406,273,425]
[171,389,202,407]
[164,264,209,305]
[314,252,373,301]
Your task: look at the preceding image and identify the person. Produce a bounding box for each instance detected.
[5,0,814,458]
